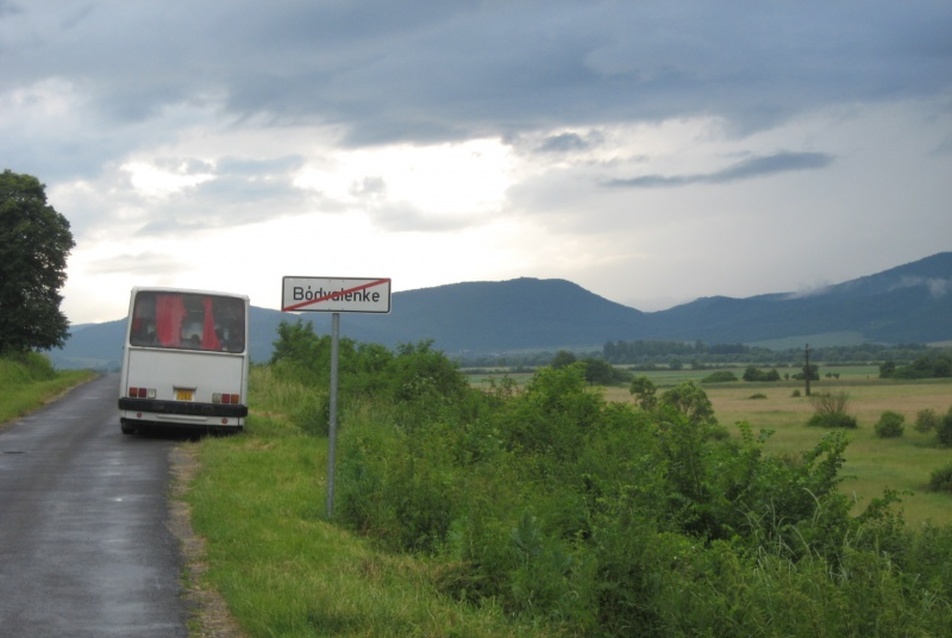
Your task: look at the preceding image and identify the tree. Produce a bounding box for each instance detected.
[581,357,619,385]
[551,350,577,369]
[629,375,657,410]
[0,170,75,354]
[742,365,781,382]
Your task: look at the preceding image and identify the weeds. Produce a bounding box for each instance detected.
[185,330,952,637]
[808,391,858,428]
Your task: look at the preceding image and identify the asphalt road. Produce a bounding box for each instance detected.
[0,373,188,637]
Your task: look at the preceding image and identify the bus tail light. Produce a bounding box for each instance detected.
[128,386,156,399]
[213,393,241,405]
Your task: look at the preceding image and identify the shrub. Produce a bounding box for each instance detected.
[701,370,738,383]
[937,406,952,447]
[581,357,632,385]
[660,381,716,424]
[748,393,767,400]
[808,412,858,429]
[629,375,657,410]
[874,410,905,438]
[915,408,939,433]
[807,392,858,429]
[742,366,780,382]
[928,464,952,493]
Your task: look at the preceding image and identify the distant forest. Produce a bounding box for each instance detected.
[459,340,944,369]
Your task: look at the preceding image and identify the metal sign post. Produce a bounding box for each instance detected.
[327,312,340,518]
[281,277,391,519]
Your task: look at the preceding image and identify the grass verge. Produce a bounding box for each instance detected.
[181,373,547,638]
[0,353,98,426]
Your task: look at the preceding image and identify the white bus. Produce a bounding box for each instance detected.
[118,287,250,435]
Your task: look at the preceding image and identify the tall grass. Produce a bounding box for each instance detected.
[185,366,543,638]
[0,353,96,424]
[184,355,952,636]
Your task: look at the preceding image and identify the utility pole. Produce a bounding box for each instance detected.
[804,343,811,397]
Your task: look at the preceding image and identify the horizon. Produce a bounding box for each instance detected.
[66,249,949,328]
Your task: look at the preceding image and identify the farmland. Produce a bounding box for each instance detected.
[596,367,952,526]
[190,349,952,637]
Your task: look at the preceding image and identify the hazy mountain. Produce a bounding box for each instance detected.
[48,252,952,369]
[646,252,952,344]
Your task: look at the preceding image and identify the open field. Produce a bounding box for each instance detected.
[180,362,952,636]
[600,367,952,527]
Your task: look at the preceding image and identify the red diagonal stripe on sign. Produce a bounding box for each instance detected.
[282,278,390,312]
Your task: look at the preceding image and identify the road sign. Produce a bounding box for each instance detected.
[281,276,391,314]
[280,275,392,520]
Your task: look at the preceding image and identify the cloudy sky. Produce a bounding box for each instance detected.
[3,1,951,324]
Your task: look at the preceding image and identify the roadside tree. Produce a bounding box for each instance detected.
[0,170,75,355]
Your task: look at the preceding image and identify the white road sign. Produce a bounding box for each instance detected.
[281,276,392,314]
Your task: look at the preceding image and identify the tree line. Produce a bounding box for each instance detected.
[603,339,935,367]
[460,340,940,370]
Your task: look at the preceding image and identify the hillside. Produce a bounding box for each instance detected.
[647,252,952,344]
[48,252,952,369]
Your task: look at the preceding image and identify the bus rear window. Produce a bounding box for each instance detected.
[129,291,246,352]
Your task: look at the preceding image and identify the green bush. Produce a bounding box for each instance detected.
[928,464,952,493]
[807,391,858,429]
[742,365,780,382]
[701,370,738,383]
[938,405,952,447]
[319,351,952,636]
[915,408,939,433]
[580,357,632,386]
[808,412,859,428]
[629,375,657,410]
[290,393,330,436]
[874,410,905,438]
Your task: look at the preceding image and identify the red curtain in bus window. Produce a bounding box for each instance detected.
[202,297,222,351]
[156,294,186,347]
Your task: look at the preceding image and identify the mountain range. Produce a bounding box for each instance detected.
[51,252,952,370]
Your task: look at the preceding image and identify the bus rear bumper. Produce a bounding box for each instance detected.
[118,398,246,434]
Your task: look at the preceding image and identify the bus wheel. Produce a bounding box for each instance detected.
[120,420,137,435]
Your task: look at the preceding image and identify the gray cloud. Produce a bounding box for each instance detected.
[131,177,315,236]
[4,1,950,151]
[87,252,186,276]
[604,151,835,188]
[535,132,600,154]
[4,0,952,328]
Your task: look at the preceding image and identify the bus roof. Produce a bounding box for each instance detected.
[129,286,250,302]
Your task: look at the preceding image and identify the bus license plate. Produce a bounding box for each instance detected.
[175,389,194,401]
